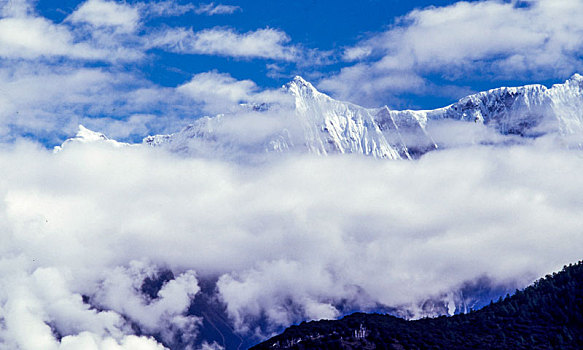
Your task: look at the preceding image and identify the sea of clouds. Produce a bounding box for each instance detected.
[1,132,582,349]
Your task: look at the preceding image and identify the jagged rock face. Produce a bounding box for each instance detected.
[285,76,406,159]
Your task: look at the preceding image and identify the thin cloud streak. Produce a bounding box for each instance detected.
[194,2,241,16]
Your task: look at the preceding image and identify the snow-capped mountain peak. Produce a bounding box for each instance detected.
[284,75,322,99]
[75,125,109,141]
[54,125,129,152]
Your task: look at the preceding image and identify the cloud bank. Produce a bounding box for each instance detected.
[1,136,582,347]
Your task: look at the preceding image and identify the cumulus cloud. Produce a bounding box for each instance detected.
[194,3,241,16]
[93,261,201,345]
[321,0,583,106]
[178,71,262,105]
[0,255,169,349]
[67,0,140,34]
[177,71,292,113]
[149,27,298,61]
[1,135,582,346]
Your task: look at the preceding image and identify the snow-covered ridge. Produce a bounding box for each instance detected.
[60,74,583,158]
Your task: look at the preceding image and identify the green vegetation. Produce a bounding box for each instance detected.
[251,260,583,349]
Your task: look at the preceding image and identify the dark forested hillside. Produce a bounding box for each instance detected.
[251,260,583,350]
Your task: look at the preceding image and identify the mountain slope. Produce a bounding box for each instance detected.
[251,260,583,349]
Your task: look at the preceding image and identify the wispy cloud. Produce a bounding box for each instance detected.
[194,2,241,16]
[149,27,299,61]
[141,0,196,17]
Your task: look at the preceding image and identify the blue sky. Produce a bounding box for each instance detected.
[1,0,583,144]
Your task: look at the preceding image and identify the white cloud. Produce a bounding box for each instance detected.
[198,341,225,350]
[322,0,583,106]
[0,0,144,62]
[342,46,372,62]
[67,0,140,34]
[149,27,298,60]
[178,71,259,105]
[217,260,352,332]
[0,16,117,60]
[1,137,583,343]
[0,256,169,349]
[194,3,241,16]
[0,0,34,17]
[177,71,292,113]
[93,261,201,344]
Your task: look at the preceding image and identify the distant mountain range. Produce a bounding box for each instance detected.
[251,260,583,349]
[60,74,583,159]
